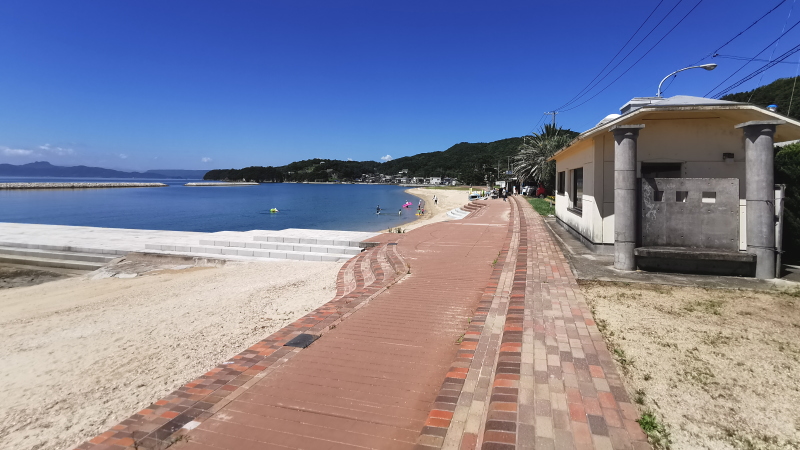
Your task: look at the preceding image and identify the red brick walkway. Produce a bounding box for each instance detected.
[77,197,648,450]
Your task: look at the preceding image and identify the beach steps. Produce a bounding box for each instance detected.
[144,234,367,262]
[0,223,377,265]
[446,201,486,220]
[0,243,120,271]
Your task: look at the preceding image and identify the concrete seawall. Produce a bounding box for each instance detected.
[0,182,167,189]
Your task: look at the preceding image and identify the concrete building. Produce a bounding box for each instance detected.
[549,95,800,279]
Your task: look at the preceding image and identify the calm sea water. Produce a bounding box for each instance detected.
[0,178,427,232]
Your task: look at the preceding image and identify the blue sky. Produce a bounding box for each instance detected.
[0,0,798,171]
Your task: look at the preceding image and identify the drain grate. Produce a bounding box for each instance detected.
[284,333,320,348]
[388,243,398,246]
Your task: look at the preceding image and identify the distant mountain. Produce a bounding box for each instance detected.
[203,136,572,185]
[145,169,209,179]
[0,161,167,178]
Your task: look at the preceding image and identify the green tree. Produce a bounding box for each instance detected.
[721,76,800,120]
[775,142,800,262]
[513,124,577,191]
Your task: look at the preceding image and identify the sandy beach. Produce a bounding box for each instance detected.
[390,187,475,232]
[0,187,477,450]
[0,257,342,450]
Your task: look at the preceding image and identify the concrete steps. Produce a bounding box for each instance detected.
[144,235,365,262]
[198,239,363,255]
[447,208,470,219]
[446,202,487,220]
[0,244,118,271]
[252,235,366,248]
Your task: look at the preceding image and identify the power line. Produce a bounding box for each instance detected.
[749,0,796,102]
[561,0,705,112]
[530,113,547,133]
[712,43,800,98]
[688,0,788,66]
[713,54,799,64]
[787,53,800,115]
[557,0,686,111]
[705,16,800,97]
[554,0,668,111]
[659,73,678,96]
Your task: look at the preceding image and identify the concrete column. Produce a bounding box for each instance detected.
[736,120,784,279]
[610,124,645,271]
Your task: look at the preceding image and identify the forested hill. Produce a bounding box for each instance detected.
[380,138,523,185]
[721,76,800,120]
[204,136,526,184]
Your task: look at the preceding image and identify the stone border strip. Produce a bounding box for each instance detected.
[74,242,408,450]
[416,199,520,449]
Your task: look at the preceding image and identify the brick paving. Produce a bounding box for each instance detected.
[73,242,408,449]
[419,197,649,450]
[76,196,648,450]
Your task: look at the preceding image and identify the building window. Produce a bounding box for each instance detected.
[572,168,583,211]
[557,171,565,195]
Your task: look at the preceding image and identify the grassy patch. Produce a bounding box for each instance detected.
[683,298,724,315]
[637,411,671,449]
[613,347,634,373]
[527,197,554,216]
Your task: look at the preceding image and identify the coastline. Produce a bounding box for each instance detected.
[382,187,472,232]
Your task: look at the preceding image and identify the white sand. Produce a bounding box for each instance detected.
[390,188,475,232]
[0,259,342,450]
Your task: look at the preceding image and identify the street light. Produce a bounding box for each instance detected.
[656,63,717,97]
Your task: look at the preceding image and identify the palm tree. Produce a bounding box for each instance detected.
[513,124,576,193]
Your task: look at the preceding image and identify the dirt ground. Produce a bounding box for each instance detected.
[0,257,341,450]
[0,265,74,289]
[581,280,800,449]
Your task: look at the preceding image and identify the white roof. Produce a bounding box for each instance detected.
[645,95,742,108]
[550,95,800,161]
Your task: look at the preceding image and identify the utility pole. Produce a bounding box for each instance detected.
[544,111,559,127]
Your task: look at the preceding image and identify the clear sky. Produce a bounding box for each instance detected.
[0,0,798,171]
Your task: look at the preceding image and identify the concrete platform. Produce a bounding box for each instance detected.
[543,216,798,289]
[0,223,379,264]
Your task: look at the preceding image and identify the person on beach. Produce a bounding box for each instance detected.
[433,195,438,205]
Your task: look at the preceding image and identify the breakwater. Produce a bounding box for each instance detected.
[184,182,259,186]
[0,182,168,190]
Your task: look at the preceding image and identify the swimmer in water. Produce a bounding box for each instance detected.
[376,205,381,214]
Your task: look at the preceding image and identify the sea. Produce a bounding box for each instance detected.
[0,178,429,233]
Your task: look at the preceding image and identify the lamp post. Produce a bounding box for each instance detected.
[656,63,717,97]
